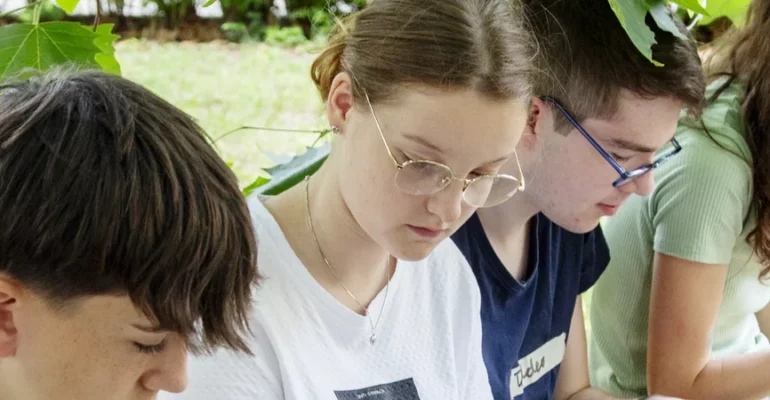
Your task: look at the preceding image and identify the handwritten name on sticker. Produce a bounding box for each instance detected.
[509,333,567,398]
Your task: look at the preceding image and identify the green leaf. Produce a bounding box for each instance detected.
[203,0,217,7]
[0,22,107,81]
[699,0,750,26]
[649,0,687,40]
[609,0,663,67]
[91,23,121,75]
[245,143,330,197]
[55,0,80,14]
[667,0,708,15]
[242,176,270,197]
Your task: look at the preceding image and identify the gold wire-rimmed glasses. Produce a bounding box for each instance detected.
[363,92,525,208]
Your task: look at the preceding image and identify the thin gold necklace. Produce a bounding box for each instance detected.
[304,176,390,345]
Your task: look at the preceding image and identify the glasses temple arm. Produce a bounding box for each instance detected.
[365,92,401,169]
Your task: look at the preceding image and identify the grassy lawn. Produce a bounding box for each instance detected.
[117,39,327,188]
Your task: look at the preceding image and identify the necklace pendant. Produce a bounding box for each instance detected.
[369,332,377,345]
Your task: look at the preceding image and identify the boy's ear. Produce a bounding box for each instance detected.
[520,97,548,149]
[0,275,25,358]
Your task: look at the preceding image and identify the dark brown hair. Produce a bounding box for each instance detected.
[311,0,537,106]
[703,0,770,279]
[523,0,706,132]
[0,68,258,354]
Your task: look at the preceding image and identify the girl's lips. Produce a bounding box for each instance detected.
[407,225,444,238]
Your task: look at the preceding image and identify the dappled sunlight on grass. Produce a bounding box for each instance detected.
[117,39,327,187]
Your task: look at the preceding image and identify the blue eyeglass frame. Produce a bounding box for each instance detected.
[540,95,682,187]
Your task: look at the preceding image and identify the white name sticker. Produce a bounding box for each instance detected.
[508,333,567,398]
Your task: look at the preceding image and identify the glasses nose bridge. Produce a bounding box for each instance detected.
[459,176,474,191]
[438,168,472,189]
[445,175,473,191]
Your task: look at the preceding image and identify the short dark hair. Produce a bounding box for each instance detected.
[523,0,706,131]
[0,68,258,354]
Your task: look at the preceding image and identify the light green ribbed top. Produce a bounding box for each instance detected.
[588,77,770,397]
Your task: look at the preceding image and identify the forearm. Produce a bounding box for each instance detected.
[568,388,680,400]
[645,253,770,399]
[651,351,770,399]
[567,387,622,400]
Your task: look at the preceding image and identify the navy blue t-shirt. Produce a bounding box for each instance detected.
[451,212,609,400]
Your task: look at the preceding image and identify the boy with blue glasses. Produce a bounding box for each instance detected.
[451,1,705,399]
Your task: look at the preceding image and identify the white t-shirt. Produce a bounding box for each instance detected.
[160,197,492,400]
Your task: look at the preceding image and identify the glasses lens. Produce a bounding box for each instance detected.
[465,175,522,208]
[395,161,453,195]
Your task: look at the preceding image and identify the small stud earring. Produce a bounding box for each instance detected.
[331,125,342,135]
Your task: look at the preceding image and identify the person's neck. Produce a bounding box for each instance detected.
[0,362,31,400]
[265,162,392,312]
[477,192,539,245]
[476,192,540,281]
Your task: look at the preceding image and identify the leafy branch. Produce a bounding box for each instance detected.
[609,0,709,67]
[0,1,43,20]
[0,0,121,81]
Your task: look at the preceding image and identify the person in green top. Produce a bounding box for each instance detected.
[589,0,770,398]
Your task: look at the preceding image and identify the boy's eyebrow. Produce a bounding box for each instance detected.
[608,138,660,153]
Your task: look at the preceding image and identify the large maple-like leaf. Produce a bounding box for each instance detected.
[609,0,662,66]
[0,22,120,81]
